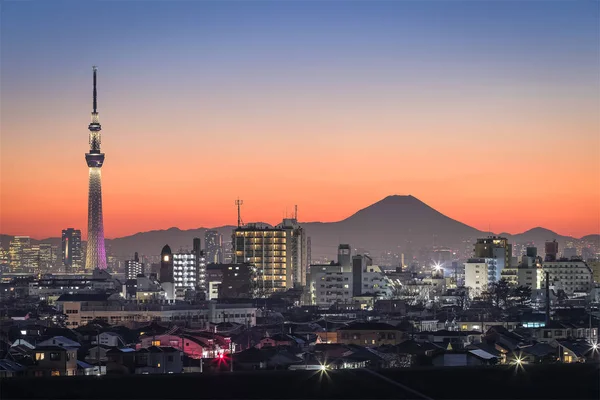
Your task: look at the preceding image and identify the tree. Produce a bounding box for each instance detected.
[483,279,511,309]
[511,285,532,306]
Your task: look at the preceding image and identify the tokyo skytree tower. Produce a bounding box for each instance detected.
[85,66,107,270]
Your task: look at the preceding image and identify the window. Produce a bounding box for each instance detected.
[35,352,45,361]
[167,356,173,362]
[51,370,60,377]
[49,352,61,361]
[151,340,161,346]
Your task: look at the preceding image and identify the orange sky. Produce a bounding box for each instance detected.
[1,1,599,240]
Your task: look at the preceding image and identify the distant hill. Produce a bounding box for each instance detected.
[1,195,597,261]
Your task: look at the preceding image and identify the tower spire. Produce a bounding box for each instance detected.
[92,66,98,113]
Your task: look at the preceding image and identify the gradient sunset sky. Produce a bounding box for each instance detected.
[1,0,599,240]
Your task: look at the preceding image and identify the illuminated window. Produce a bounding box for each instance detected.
[151,340,161,346]
[35,352,45,361]
[51,370,60,377]
[163,255,169,262]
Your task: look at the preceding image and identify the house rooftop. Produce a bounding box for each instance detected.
[338,322,400,331]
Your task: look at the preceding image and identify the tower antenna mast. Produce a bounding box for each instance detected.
[235,198,244,228]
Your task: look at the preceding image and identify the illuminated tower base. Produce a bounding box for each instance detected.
[86,166,106,269]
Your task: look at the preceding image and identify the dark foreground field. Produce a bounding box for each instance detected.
[1,363,598,400]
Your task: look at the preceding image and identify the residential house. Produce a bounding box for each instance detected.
[415,330,481,350]
[509,343,557,364]
[0,359,26,378]
[255,334,305,349]
[432,349,498,367]
[556,340,596,363]
[30,345,78,376]
[106,347,137,374]
[135,346,183,374]
[337,322,405,347]
[93,332,125,347]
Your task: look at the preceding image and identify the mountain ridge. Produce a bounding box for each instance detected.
[1,195,598,260]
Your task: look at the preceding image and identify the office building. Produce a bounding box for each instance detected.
[24,244,40,270]
[233,219,307,294]
[9,236,31,270]
[84,67,107,270]
[205,230,223,264]
[38,243,55,271]
[545,240,559,262]
[125,252,144,280]
[62,229,82,272]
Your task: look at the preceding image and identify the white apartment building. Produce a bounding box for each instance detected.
[173,253,196,293]
[310,265,353,308]
[542,259,593,296]
[464,259,488,297]
[308,262,392,308]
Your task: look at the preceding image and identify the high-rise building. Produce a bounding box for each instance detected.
[192,238,207,292]
[24,244,40,270]
[125,252,144,280]
[173,252,197,294]
[474,236,514,285]
[197,250,207,292]
[223,240,233,264]
[9,236,30,270]
[85,66,107,270]
[38,243,54,271]
[233,219,307,294]
[205,230,223,264]
[545,240,559,262]
[62,229,82,272]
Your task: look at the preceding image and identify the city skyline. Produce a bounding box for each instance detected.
[2,1,599,239]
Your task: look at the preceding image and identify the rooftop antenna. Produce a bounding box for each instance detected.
[294,205,298,221]
[235,198,244,228]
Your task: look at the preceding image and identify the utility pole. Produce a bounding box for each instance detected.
[545,271,551,326]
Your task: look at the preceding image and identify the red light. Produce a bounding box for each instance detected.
[218,354,224,359]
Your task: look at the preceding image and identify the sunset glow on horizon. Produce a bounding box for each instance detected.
[1,1,599,240]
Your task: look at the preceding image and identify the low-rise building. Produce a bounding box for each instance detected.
[336,322,405,347]
[56,293,257,327]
